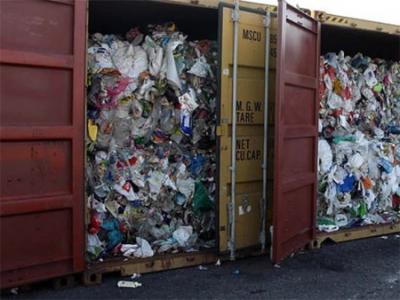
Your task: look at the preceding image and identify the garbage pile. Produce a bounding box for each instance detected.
[318,51,400,232]
[86,23,217,260]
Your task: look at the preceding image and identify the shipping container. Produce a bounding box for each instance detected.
[1,0,86,288]
[84,0,275,283]
[311,10,400,249]
[1,0,277,288]
[0,0,399,289]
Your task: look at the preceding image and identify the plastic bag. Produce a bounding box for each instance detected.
[86,23,218,261]
[192,181,213,215]
[318,52,400,230]
[172,226,193,247]
[318,139,333,174]
[164,37,184,90]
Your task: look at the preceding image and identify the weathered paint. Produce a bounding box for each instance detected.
[0,0,86,288]
[271,0,320,263]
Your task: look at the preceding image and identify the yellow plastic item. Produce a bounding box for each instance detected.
[88,119,98,142]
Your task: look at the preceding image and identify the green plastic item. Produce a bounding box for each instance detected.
[332,135,356,144]
[358,201,367,218]
[373,83,383,93]
[350,205,358,218]
[141,100,152,118]
[192,181,213,216]
[317,216,336,226]
[134,137,145,145]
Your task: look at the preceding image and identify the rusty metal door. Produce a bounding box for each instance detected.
[0,0,86,288]
[218,3,267,255]
[272,0,320,263]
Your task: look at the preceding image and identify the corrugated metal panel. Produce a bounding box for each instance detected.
[271,0,320,263]
[314,10,400,35]
[0,0,86,288]
[219,3,277,252]
[160,0,272,11]
[218,3,269,252]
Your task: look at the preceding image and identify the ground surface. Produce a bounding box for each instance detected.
[3,235,400,299]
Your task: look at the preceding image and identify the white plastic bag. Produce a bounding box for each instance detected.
[114,181,139,201]
[134,237,154,258]
[178,88,199,112]
[173,226,193,247]
[87,234,103,256]
[318,139,333,174]
[148,170,165,194]
[188,56,211,78]
[144,36,164,76]
[112,43,148,79]
[349,153,364,170]
[177,177,195,199]
[164,38,184,90]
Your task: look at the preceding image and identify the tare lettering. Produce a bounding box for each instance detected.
[236,100,262,124]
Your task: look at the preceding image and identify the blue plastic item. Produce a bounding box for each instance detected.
[378,158,393,173]
[131,200,143,208]
[180,110,192,136]
[175,193,186,205]
[388,125,400,134]
[101,218,124,250]
[338,175,356,193]
[190,155,205,176]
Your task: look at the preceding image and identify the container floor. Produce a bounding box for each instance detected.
[4,235,400,299]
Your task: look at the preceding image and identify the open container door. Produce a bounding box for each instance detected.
[0,0,86,288]
[218,2,268,258]
[272,0,320,263]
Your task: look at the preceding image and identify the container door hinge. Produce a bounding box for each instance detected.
[263,13,271,28]
[231,7,240,22]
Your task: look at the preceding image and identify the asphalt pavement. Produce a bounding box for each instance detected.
[3,235,400,299]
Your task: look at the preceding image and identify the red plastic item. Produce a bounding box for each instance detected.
[88,214,102,234]
[119,223,128,233]
[393,195,400,209]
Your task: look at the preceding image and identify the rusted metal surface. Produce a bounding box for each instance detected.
[272,0,320,263]
[0,0,86,288]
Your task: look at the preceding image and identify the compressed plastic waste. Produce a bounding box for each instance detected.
[318,51,400,232]
[86,23,217,261]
